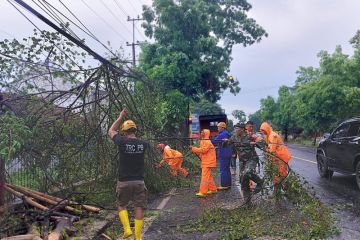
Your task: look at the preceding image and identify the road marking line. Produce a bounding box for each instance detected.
[156,188,176,210]
[235,158,243,199]
[143,188,176,235]
[292,156,317,165]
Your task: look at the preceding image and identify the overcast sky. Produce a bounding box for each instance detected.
[1,0,360,121]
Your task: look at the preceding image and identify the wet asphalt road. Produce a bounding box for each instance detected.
[288,144,360,239]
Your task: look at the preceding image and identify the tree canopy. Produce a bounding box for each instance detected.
[232,109,246,123]
[140,0,267,102]
[257,33,360,139]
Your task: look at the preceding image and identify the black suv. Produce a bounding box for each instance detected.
[316,117,360,190]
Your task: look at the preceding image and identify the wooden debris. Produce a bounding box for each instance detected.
[5,185,49,211]
[46,218,70,240]
[7,184,81,215]
[100,233,112,240]
[7,184,100,213]
[1,234,42,240]
[3,183,101,239]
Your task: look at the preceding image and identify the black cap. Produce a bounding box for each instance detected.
[234,123,246,129]
[246,121,254,125]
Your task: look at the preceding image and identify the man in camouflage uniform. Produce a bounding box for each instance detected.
[227,123,264,201]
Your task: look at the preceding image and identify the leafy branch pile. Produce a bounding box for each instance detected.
[182,170,339,239]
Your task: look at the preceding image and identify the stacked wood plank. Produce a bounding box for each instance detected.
[3,184,101,240]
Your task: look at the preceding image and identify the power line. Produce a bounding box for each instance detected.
[112,0,128,17]
[112,0,146,40]
[127,16,144,67]
[44,0,122,62]
[6,0,83,70]
[99,0,132,34]
[80,0,127,42]
[31,0,81,42]
[58,0,97,39]
[125,0,138,15]
[9,0,149,137]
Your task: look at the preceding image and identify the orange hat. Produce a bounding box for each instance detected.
[121,120,136,131]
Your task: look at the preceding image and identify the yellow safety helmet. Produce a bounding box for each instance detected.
[217,122,227,129]
[121,120,137,131]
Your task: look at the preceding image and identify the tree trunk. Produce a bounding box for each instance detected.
[0,157,5,210]
[284,127,288,142]
[313,132,317,146]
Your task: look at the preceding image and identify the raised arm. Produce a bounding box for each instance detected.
[108,108,127,139]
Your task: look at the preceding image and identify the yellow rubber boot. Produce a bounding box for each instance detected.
[119,210,132,239]
[134,219,144,240]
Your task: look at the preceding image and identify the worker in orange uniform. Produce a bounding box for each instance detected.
[190,129,217,197]
[157,144,189,177]
[260,122,292,190]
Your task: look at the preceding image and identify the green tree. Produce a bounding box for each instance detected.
[232,109,246,123]
[293,43,359,143]
[295,66,320,88]
[273,86,296,141]
[259,96,278,125]
[248,110,261,131]
[0,113,32,206]
[191,98,223,115]
[140,0,267,102]
[255,31,360,144]
[156,90,190,134]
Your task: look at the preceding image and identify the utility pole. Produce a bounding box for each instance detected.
[127,15,143,67]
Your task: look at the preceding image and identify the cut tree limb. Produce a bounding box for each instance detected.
[46,218,70,240]
[6,184,81,214]
[7,183,100,213]
[5,185,48,211]
[1,234,43,240]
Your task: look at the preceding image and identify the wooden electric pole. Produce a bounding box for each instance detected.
[127,16,143,67]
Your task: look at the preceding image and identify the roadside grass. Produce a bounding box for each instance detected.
[288,137,319,147]
[182,172,340,240]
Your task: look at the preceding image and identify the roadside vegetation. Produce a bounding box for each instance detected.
[183,171,340,239]
[249,31,360,143]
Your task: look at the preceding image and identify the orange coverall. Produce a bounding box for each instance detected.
[191,129,217,194]
[260,122,292,184]
[161,146,188,177]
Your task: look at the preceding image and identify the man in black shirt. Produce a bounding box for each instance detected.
[108,108,148,240]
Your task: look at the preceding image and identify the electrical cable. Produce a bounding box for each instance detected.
[125,0,139,15]
[112,0,146,41]
[99,0,132,34]
[7,0,84,70]
[55,0,130,65]
[80,0,127,42]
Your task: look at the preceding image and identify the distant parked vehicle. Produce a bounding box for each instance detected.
[316,117,360,190]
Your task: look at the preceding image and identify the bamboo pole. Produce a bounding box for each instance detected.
[5,185,48,211]
[6,184,81,215]
[6,183,100,213]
